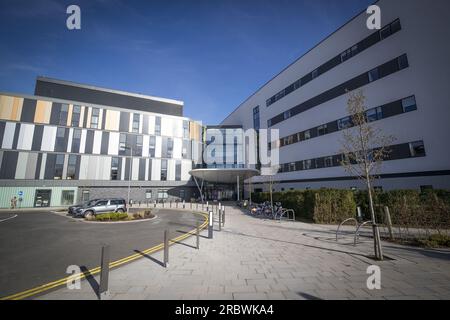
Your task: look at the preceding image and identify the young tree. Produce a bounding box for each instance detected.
[340,90,395,260]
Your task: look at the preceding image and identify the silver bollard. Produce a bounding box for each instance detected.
[183,200,185,209]
[99,245,110,299]
[208,211,213,239]
[222,207,225,226]
[219,208,222,231]
[154,200,156,208]
[164,230,169,267]
[196,220,200,249]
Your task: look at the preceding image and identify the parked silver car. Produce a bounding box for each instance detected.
[73,198,127,218]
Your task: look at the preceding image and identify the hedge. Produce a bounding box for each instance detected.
[251,189,450,228]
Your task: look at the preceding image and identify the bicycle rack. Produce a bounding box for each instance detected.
[336,218,358,242]
[354,220,373,246]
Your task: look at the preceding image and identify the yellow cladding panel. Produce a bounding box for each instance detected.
[0,95,14,120]
[189,122,202,141]
[67,104,73,126]
[34,100,52,123]
[105,110,120,131]
[11,97,24,121]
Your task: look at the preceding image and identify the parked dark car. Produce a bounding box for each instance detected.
[73,198,127,218]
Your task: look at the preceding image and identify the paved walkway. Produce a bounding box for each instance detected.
[38,205,450,300]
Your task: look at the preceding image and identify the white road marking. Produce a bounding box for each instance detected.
[0,214,18,223]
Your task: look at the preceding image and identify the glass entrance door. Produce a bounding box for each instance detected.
[34,189,52,207]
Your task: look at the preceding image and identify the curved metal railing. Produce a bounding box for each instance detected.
[336,218,358,242]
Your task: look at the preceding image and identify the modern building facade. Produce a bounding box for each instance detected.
[221,0,450,193]
[0,77,204,208]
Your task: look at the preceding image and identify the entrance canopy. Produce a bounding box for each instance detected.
[189,168,260,184]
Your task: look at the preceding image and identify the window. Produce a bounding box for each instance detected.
[304,159,312,170]
[398,54,409,70]
[368,68,379,82]
[157,189,168,199]
[289,162,296,172]
[119,133,127,155]
[182,140,189,159]
[162,137,173,158]
[111,157,119,180]
[67,155,77,179]
[183,120,189,139]
[420,185,433,193]
[253,106,260,130]
[132,114,140,133]
[59,104,69,126]
[283,110,291,120]
[54,154,65,179]
[72,129,81,153]
[149,136,156,157]
[61,190,75,205]
[55,127,66,152]
[304,130,311,140]
[145,190,153,199]
[324,156,333,167]
[366,107,383,122]
[155,116,161,136]
[161,159,167,181]
[82,190,90,201]
[90,108,100,129]
[409,141,426,157]
[338,116,352,130]
[317,124,328,136]
[72,105,81,127]
[135,135,143,156]
[402,96,417,113]
[311,69,319,79]
[179,189,186,199]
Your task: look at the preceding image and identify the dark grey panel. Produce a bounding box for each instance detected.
[20,99,36,123]
[117,157,123,180]
[101,132,109,155]
[74,155,81,180]
[124,158,130,180]
[119,112,129,132]
[148,159,152,181]
[35,153,42,179]
[32,125,44,151]
[0,151,18,179]
[139,158,146,181]
[35,79,183,116]
[44,154,56,179]
[85,130,94,154]
[11,124,20,149]
[0,122,5,147]
[50,103,62,125]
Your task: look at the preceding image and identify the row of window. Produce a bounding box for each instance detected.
[265,19,401,107]
[273,96,417,149]
[267,54,409,127]
[277,141,426,173]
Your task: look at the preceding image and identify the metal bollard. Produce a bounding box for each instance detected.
[196,220,200,249]
[164,230,169,267]
[99,245,110,299]
[219,208,222,231]
[154,200,156,208]
[208,211,213,239]
[222,207,225,226]
[183,200,185,209]
[206,201,209,212]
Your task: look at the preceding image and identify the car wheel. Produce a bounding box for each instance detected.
[84,211,94,219]
[116,208,124,213]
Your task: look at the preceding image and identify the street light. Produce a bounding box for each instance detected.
[123,145,133,206]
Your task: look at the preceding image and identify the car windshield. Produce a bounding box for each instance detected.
[81,200,98,208]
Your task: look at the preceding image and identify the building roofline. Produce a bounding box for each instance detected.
[36,76,184,106]
[0,91,192,120]
[220,0,379,124]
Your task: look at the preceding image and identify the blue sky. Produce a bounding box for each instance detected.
[0,0,373,124]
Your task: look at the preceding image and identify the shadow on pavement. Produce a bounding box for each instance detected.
[80,266,99,299]
[134,250,165,267]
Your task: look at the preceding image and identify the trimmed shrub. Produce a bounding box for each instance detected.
[94,212,129,221]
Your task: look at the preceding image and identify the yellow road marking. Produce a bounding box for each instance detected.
[1,212,208,300]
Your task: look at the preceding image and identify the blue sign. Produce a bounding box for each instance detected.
[18,191,23,196]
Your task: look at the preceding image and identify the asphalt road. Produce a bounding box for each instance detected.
[0,209,205,299]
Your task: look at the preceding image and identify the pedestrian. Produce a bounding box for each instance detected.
[12,196,17,209]
[10,197,14,209]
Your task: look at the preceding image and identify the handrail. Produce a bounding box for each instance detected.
[336,218,358,242]
[354,220,373,246]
